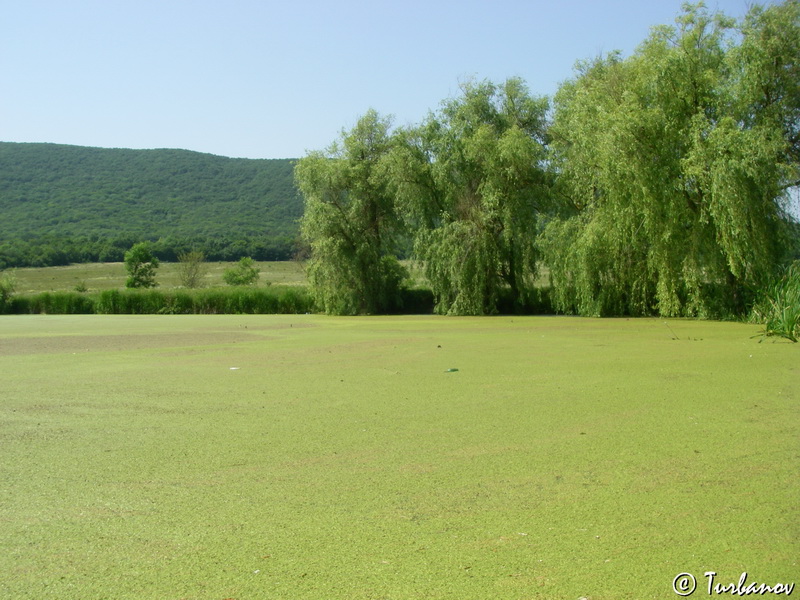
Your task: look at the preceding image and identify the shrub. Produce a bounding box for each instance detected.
[94,286,313,315]
[9,292,95,314]
[95,289,123,314]
[5,281,314,316]
[177,250,208,288]
[124,242,159,288]
[0,270,16,313]
[96,289,168,314]
[751,261,800,342]
[223,257,260,286]
[277,287,315,314]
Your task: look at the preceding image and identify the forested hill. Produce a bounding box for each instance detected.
[0,142,303,267]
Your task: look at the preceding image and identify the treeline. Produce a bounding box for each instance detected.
[297,2,800,318]
[0,234,296,269]
[0,143,302,267]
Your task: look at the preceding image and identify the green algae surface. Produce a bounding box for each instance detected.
[1,315,797,599]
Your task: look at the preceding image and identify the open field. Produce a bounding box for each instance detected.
[7,261,436,296]
[9,261,309,294]
[0,315,797,599]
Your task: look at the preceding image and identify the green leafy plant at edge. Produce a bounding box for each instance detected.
[751,261,800,342]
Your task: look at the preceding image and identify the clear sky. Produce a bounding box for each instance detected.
[0,0,773,160]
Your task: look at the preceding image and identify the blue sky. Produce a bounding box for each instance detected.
[1,0,771,159]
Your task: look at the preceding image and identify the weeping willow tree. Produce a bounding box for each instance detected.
[295,110,406,315]
[388,78,550,315]
[542,1,799,317]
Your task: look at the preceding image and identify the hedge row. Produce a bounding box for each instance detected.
[3,287,315,315]
[1,287,444,315]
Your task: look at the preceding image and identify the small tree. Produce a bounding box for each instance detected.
[223,257,260,286]
[124,243,159,288]
[177,250,208,288]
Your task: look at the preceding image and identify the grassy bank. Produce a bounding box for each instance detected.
[0,315,797,599]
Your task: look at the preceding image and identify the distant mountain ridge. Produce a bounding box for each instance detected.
[0,142,303,267]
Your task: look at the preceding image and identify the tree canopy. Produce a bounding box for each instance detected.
[296,110,406,315]
[540,0,799,317]
[297,2,799,317]
[388,78,550,314]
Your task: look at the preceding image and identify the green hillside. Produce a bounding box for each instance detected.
[0,142,302,267]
